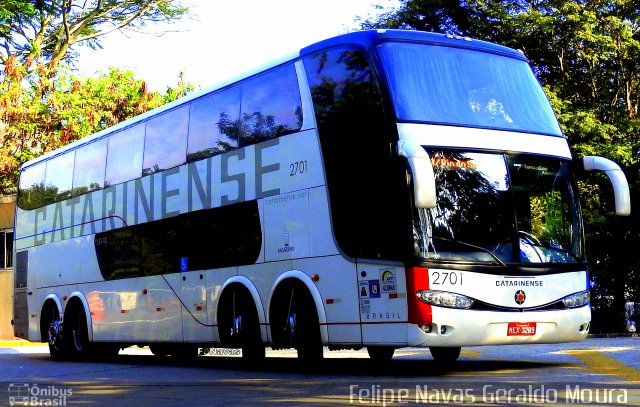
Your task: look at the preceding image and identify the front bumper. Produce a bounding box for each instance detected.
[408,305,591,347]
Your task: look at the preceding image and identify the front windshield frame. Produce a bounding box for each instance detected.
[413,150,585,268]
[377,41,563,137]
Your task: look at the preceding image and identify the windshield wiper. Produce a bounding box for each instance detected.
[431,236,508,267]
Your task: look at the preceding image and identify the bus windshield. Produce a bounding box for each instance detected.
[378,42,562,136]
[414,151,584,265]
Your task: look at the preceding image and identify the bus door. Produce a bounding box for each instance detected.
[358,263,409,346]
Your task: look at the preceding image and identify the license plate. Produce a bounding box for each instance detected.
[507,322,536,336]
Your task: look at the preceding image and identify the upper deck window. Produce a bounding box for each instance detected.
[72,138,107,196]
[240,64,302,146]
[143,106,189,175]
[378,42,562,136]
[105,124,145,186]
[44,152,75,203]
[187,86,241,161]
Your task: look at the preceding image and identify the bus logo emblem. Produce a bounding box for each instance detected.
[514,290,526,305]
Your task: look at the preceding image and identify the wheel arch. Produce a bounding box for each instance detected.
[267,270,328,345]
[39,295,63,342]
[65,291,93,342]
[219,276,267,342]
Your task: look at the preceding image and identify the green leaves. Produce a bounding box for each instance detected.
[0,0,190,193]
[0,64,192,193]
[1,1,188,67]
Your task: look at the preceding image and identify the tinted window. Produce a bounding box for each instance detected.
[44,152,75,203]
[72,138,107,196]
[17,163,46,210]
[105,124,145,186]
[414,151,583,264]
[240,64,302,146]
[378,42,562,136]
[304,47,411,260]
[143,106,189,175]
[187,87,240,161]
[95,201,262,280]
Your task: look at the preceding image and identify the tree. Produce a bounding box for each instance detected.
[0,64,194,193]
[0,1,34,23]
[0,0,191,194]
[363,0,640,332]
[1,0,188,69]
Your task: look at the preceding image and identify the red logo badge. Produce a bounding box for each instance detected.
[514,290,526,305]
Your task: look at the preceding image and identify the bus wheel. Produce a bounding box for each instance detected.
[429,346,461,363]
[367,346,395,361]
[91,344,120,360]
[171,345,199,359]
[149,345,171,357]
[218,286,265,361]
[43,306,66,360]
[66,304,90,359]
[286,287,323,361]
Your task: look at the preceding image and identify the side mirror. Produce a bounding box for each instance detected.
[398,140,436,208]
[582,156,631,216]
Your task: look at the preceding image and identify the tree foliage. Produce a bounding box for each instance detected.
[0,0,191,194]
[364,0,640,331]
[1,0,187,68]
[0,62,194,193]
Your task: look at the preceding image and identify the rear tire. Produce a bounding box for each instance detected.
[429,346,461,363]
[149,345,171,357]
[90,344,120,360]
[44,308,66,360]
[218,287,265,361]
[149,344,198,358]
[287,287,323,361]
[66,304,91,359]
[270,282,323,361]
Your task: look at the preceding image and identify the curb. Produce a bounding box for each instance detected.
[587,333,640,339]
[0,340,45,347]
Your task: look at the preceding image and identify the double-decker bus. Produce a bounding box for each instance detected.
[13,29,630,362]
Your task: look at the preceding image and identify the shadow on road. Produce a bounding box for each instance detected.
[36,352,565,378]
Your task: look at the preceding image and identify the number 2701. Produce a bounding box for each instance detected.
[430,271,463,285]
[289,160,308,176]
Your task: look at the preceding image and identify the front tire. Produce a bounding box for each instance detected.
[429,346,461,363]
[367,346,395,361]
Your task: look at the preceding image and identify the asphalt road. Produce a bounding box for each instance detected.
[0,337,639,406]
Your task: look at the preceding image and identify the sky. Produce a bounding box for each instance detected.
[76,0,399,91]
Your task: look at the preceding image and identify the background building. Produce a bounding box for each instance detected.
[0,195,15,339]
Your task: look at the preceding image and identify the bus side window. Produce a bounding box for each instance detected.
[143,105,189,175]
[44,152,75,204]
[187,86,241,162]
[239,63,302,146]
[72,138,107,196]
[303,47,409,260]
[105,124,145,187]
[17,163,46,210]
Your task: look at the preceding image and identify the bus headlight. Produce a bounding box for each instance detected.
[416,290,474,309]
[561,290,590,308]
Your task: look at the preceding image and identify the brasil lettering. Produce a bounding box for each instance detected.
[20,139,282,248]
